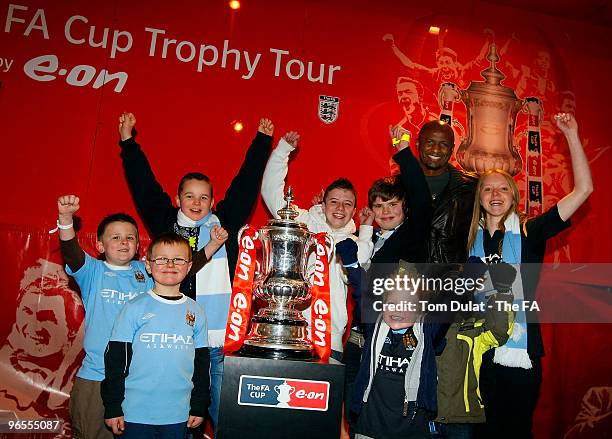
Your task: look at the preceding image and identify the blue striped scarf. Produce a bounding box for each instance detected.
[177,210,232,347]
[469,213,532,369]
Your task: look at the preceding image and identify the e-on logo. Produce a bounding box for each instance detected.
[238,375,329,411]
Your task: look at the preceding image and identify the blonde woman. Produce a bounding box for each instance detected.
[467,112,593,438]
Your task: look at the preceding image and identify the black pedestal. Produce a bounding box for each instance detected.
[217,355,345,439]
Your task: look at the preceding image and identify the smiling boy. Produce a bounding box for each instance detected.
[261,130,374,360]
[57,195,155,439]
[118,113,271,428]
[102,233,209,439]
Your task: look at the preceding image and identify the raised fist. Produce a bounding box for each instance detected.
[311,189,324,206]
[382,33,395,44]
[57,195,80,216]
[119,112,136,141]
[359,207,375,226]
[554,112,578,137]
[283,131,300,149]
[258,118,274,136]
[389,124,411,151]
[210,224,229,246]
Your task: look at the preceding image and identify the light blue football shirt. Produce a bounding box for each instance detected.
[66,253,153,381]
[110,291,208,425]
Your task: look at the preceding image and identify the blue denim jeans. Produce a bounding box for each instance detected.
[208,346,224,430]
[122,422,186,439]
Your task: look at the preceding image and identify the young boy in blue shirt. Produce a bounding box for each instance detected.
[57,195,155,439]
[101,233,210,438]
[57,195,224,438]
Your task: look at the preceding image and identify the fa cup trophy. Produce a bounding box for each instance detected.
[438,44,526,175]
[233,187,333,360]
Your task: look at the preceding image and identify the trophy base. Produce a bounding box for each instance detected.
[241,314,313,361]
[239,344,313,361]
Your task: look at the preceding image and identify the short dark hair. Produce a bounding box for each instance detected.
[368,177,406,209]
[97,213,139,240]
[178,172,213,197]
[146,232,192,261]
[417,120,455,146]
[323,178,357,206]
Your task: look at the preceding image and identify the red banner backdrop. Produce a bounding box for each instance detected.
[0,1,610,437]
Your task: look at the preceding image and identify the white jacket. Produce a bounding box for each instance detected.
[261,138,373,352]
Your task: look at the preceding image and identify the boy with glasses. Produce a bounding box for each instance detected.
[102,233,210,438]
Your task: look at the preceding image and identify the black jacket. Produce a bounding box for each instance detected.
[428,165,478,264]
[359,147,432,328]
[119,132,273,298]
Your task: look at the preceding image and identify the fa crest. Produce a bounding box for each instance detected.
[185,310,196,327]
[134,270,146,283]
[318,95,339,124]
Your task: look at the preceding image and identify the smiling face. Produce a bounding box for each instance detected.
[417,123,454,176]
[96,221,139,266]
[15,290,69,357]
[146,242,192,289]
[176,178,213,222]
[322,188,357,230]
[396,81,419,116]
[383,289,416,330]
[479,172,515,222]
[372,196,405,231]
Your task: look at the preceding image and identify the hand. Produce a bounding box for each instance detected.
[311,189,324,206]
[187,415,204,428]
[105,417,125,435]
[258,118,274,136]
[389,125,411,151]
[358,207,375,226]
[210,225,229,246]
[462,256,488,282]
[335,238,358,267]
[382,33,395,44]
[57,195,80,217]
[554,112,578,137]
[119,112,136,141]
[283,131,300,149]
[489,262,517,294]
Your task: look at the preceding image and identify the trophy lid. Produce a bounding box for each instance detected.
[467,44,519,100]
[266,186,309,230]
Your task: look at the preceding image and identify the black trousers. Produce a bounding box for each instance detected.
[475,350,542,439]
[343,340,364,439]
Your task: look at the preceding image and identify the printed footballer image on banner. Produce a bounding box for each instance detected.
[237,375,329,411]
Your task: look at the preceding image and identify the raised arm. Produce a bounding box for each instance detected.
[213,118,274,236]
[555,113,594,221]
[261,131,300,217]
[118,112,175,237]
[390,126,432,259]
[57,195,85,272]
[383,34,434,74]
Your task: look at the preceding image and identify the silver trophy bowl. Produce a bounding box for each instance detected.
[240,187,332,360]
